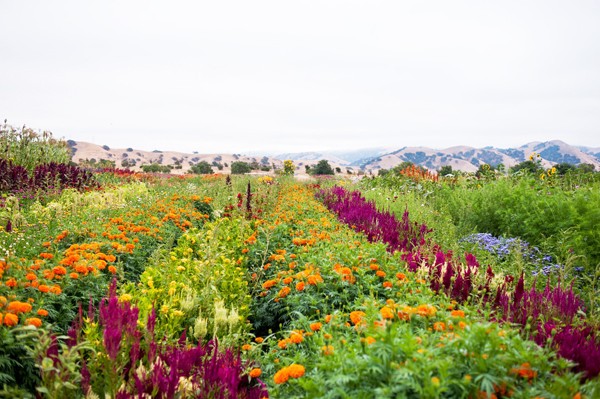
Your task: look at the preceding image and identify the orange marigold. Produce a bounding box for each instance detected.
[396,272,407,280]
[321,345,334,355]
[249,368,262,378]
[289,331,303,344]
[380,306,395,320]
[5,278,17,288]
[273,368,290,384]
[37,309,49,317]
[349,310,366,326]
[451,310,465,318]
[241,344,252,351]
[287,364,305,379]
[382,281,393,289]
[7,301,32,314]
[310,322,322,332]
[283,277,293,285]
[262,280,277,290]
[433,322,446,332]
[3,313,18,327]
[376,270,386,278]
[108,266,117,274]
[39,252,54,260]
[70,272,79,279]
[25,317,42,328]
[277,286,291,299]
[255,337,264,343]
[295,281,305,291]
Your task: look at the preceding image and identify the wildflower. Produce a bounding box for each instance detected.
[310,322,322,331]
[249,368,262,378]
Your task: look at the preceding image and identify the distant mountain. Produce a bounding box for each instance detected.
[360,140,600,173]
[68,139,600,175]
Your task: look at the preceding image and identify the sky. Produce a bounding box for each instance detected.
[1,0,600,154]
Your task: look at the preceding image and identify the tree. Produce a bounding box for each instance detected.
[231,161,251,174]
[189,161,213,174]
[510,160,544,175]
[438,165,453,176]
[310,160,335,175]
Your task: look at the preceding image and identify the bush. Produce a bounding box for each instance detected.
[189,161,213,174]
[310,160,334,175]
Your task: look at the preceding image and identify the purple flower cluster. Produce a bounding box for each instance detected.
[66,280,268,398]
[316,186,431,253]
[0,159,98,196]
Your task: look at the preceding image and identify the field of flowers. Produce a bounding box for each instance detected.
[1,131,599,398]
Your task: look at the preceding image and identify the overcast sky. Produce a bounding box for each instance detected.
[1,1,599,154]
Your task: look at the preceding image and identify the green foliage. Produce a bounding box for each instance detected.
[310,160,335,175]
[140,163,171,173]
[0,122,71,172]
[231,161,251,175]
[189,161,213,174]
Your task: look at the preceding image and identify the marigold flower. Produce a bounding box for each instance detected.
[310,322,322,332]
[273,368,290,384]
[450,310,465,318]
[249,368,262,378]
[25,273,37,281]
[324,314,332,323]
[283,277,293,285]
[70,272,79,279]
[382,281,393,288]
[349,310,366,326]
[37,309,49,317]
[4,313,18,326]
[5,278,17,288]
[277,286,291,299]
[376,270,386,278]
[50,285,62,295]
[380,306,395,319]
[295,281,305,291]
[363,336,376,345]
[278,339,289,349]
[307,274,323,285]
[416,304,436,317]
[25,317,42,328]
[108,266,117,274]
[433,322,446,332]
[290,331,303,344]
[396,272,407,280]
[287,364,305,378]
[323,333,332,340]
[262,280,277,290]
[7,301,32,314]
[242,344,252,351]
[39,253,54,260]
[369,263,379,271]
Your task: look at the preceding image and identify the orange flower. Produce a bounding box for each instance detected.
[290,331,304,344]
[396,272,407,281]
[363,336,376,345]
[382,281,392,288]
[307,274,323,285]
[3,313,18,326]
[254,337,264,343]
[70,272,79,279]
[510,363,537,380]
[433,322,446,332]
[283,277,293,285]
[37,309,49,317]
[323,333,332,340]
[5,278,17,288]
[369,263,379,271]
[262,280,277,290]
[450,310,465,318]
[273,368,290,384]
[376,270,386,278]
[53,266,67,275]
[380,306,395,320]
[277,286,291,299]
[321,345,334,355]
[287,364,305,378]
[249,368,262,378]
[7,301,32,314]
[39,252,54,260]
[310,322,322,332]
[324,314,332,323]
[108,266,117,274]
[241,344,252,351]
[350,311,366,326]
[25,318,42,328]
[50,285,62,295]
[295,281,305,291]
[25,273,37,281]
[416,304,436,317]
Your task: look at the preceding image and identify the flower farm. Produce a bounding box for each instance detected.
[1,128,600,398]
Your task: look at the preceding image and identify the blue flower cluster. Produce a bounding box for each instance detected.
[459,233,564,277]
